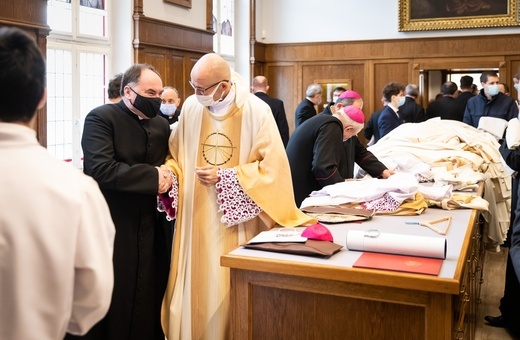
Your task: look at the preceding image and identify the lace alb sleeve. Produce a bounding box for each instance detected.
[157,170,179,221]
[216,167,262,227]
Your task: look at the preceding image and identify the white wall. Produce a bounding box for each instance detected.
[234,1,251,83]
[110,0,133,74]
[257,0,520,43]
[143,0,206,30]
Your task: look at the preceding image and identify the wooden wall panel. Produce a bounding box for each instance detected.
[167,54,188,108]
[142,50,168,78]
[258,34,520,144]
[265,34,520,62]
[0,0,49,146]
[373,62,409,106]
[0,0,47,29]
[266,65,296,133]
[133,13,214,107]
[137,16,213,54]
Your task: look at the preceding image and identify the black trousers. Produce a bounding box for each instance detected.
[499,177,520,337]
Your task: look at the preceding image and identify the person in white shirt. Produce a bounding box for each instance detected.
[0,27,115,340]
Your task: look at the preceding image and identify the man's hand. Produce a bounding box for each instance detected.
[381,169,395,179]
[195,165,219,187]
[157,165,172,194]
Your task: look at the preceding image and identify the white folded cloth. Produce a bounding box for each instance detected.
[506,118,520,150]
[477,116,508,140]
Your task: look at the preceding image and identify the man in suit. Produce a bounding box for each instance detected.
[364,96,388,145]
[399,84,425,123]
[425,81,465,121]
[252,76,290,147]
[456,75,475,111]
[463,71,518,128]
[159,86,181,127]
[295,83,322,127]
[378,82,406,140]
[487,132,520,338]
[319,86,346,115]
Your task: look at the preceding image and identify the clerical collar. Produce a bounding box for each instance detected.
[209,83,236,116]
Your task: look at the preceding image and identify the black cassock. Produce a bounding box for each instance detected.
[286,114,345,207]
[66,101,171,340]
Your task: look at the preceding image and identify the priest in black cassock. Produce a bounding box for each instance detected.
[66,64,171,340]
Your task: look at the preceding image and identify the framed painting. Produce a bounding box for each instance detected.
[399,0,519,31]
[164,0,192,9]
[314,79,352,104]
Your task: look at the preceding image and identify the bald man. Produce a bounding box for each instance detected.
[251,75,289,147]
[160,53,314,340]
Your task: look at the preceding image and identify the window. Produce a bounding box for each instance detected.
[47,0,110,168]
[212,0,235,57]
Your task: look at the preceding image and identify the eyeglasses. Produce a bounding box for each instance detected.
[189,79,229,95]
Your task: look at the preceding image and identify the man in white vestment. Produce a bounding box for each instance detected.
[158,53,315,339]
[0,27,115,339]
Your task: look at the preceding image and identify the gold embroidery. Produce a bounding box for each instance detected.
[202,132,236,166]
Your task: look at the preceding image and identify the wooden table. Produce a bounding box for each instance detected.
[221,207,484,339]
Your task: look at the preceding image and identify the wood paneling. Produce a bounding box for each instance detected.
[266,65,296,132]
[0,0,47,29]
[0,0,49,146]
[251,284,425,339]
[133,13,214,108]
[136,16,213,54]
[264,34,520,62]
[258,33,520,142]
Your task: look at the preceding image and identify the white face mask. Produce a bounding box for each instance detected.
[160,103,177,116]
[332,95,339,103]
[514,83,519,91]
[397,96,406,107]
[196,82,223,107]
[487,84,500,97]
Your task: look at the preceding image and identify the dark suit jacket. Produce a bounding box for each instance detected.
[364,108,383,144]
[399,96,425,123]
[500,139,520,282]
[159,109,180,125]
[456,91,474,111]
[378,105,403,139]
[295,98,317,127]
[425,96,465,121]
[255,91,290,147]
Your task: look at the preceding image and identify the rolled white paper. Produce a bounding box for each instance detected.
[346,230,446,259]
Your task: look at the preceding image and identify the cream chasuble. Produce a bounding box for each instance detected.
[162,76,315,340]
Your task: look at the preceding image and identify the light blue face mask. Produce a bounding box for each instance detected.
[514,83,519,91]
[397,96,406,107]
[487,84,500,97]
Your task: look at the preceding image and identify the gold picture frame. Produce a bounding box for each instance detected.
[314,79,352,112]
[399,0,519,31]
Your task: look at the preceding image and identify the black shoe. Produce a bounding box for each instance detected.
[484,315,508,328]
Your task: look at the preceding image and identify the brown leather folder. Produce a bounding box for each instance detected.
[243,239,343,258]
[301,205,375,223]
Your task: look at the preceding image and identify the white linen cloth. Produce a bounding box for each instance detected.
[369,119,511,248]
[301,172,418,208]
[506,117,520,150]
[477,116,508,140]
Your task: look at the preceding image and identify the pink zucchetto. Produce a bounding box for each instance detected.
[343,105,365,124]
[338,90,361,99]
